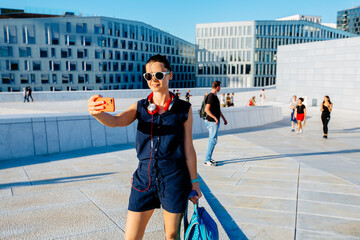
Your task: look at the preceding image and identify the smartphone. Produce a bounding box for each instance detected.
[96,97,115,112]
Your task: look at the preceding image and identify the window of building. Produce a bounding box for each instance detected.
[65,35,76,45]
[19,47,31,57]
[41,74,49,84]
[30,73,35,83]
[82,61,92,71]
[22,25,35,44]
[95,50,102,59]
[77,50,84,58]
[98,37,106,47]
[49,61,61,71]
[24,60,29,71]
[60,49,67,58]
[81,36,91,46]
[2,74,11,84]
[45,23,60,45]
[76,23,87,33]
[52,74,57,84]
[94,24,104,34]
[51,48,56,58]
[33,61,41,71]
[245,64,251,74]
[78,75,85,83]
[66,61,76,71]
[20,74,28,84]
[40,48,48,58]
[4,25,17,43]
[0,46,13,57]
[62,74,69,83]
[66,22,71,32]
[96,75,102,83]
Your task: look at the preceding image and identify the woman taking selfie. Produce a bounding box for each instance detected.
[321,96,333,139]
[88,54,201,240]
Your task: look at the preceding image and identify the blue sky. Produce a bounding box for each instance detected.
[2,0,359,43]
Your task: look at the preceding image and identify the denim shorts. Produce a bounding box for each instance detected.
[128,159,191,214]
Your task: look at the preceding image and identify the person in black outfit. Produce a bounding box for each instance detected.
[320,96,333,139]
[27,86,34,102]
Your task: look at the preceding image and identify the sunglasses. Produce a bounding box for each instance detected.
[143,71,170,81]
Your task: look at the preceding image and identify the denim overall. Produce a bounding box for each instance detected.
[128,97,192,213]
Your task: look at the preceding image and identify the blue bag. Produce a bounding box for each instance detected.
[184,191,219,240]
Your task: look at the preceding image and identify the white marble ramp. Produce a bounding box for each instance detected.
[195,107,360,239]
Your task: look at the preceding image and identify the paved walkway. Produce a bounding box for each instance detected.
[0,106,360,239]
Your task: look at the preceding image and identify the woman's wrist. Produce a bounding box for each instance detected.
[191,178,199,183]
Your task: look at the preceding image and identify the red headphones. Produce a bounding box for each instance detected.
[147,92,175,115]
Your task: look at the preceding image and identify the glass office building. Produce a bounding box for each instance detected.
[337,6,360,35]
[196,19,357,88]
[0,10,195,92]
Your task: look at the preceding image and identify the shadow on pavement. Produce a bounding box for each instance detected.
[0,144,135,170]
[0,172,116,189]
[199,175,248,240]
[216,149,360,166]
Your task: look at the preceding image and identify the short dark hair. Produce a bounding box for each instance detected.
[145,54,172,71]
[212,81,221,89]
[299,97,304,102]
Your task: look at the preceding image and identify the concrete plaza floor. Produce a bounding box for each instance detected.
[0,103,360,239]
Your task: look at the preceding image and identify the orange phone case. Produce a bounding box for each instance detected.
[97,97,115,112]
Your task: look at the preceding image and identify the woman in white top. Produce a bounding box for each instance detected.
[220,93,226,107]
[289,95,298,132]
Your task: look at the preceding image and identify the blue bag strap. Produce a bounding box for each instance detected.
[184,190,199,235]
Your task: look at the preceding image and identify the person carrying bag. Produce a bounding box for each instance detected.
[184,190,219,240]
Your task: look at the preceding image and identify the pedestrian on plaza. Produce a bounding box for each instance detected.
[226,93,231,107]
[289,95,298,132]
[185,90,192,102]
[27,86,34,102]
[23,88,28,103]
[230,92,235,107]
[320,95,333,139]
[248,96,256,106]
[260,89,265,106]
[204,81,228,166]
[176,89,181,98]
[88,54,201,239]
[294,97,306,134]
[220,93,226,107]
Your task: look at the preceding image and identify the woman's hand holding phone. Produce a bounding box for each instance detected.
[88,95,115,115]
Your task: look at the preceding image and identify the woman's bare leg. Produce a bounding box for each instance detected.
[125,210,154,240]
[163,209,183,240]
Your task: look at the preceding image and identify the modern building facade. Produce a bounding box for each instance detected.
[196,19,357,88]
[0,10,195,92]
[337,6,360,35]
[276,36,360,111]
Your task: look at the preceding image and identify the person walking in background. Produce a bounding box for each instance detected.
[260,89,265,106]
[23,88,28,103]
[226,93,231,107]
[294,97,306,134]
[230,92,235,107]
[204,81,228,166]
[248,96,256,106]
[176,89,181,98]
[289,95,298,132]
[321,95,333,139]
[27,86,34,102]
[185,90,192,102]
[220,93,226,107]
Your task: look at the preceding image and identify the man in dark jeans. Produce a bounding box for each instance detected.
[204,81,228,166]
[27,86,34,102]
